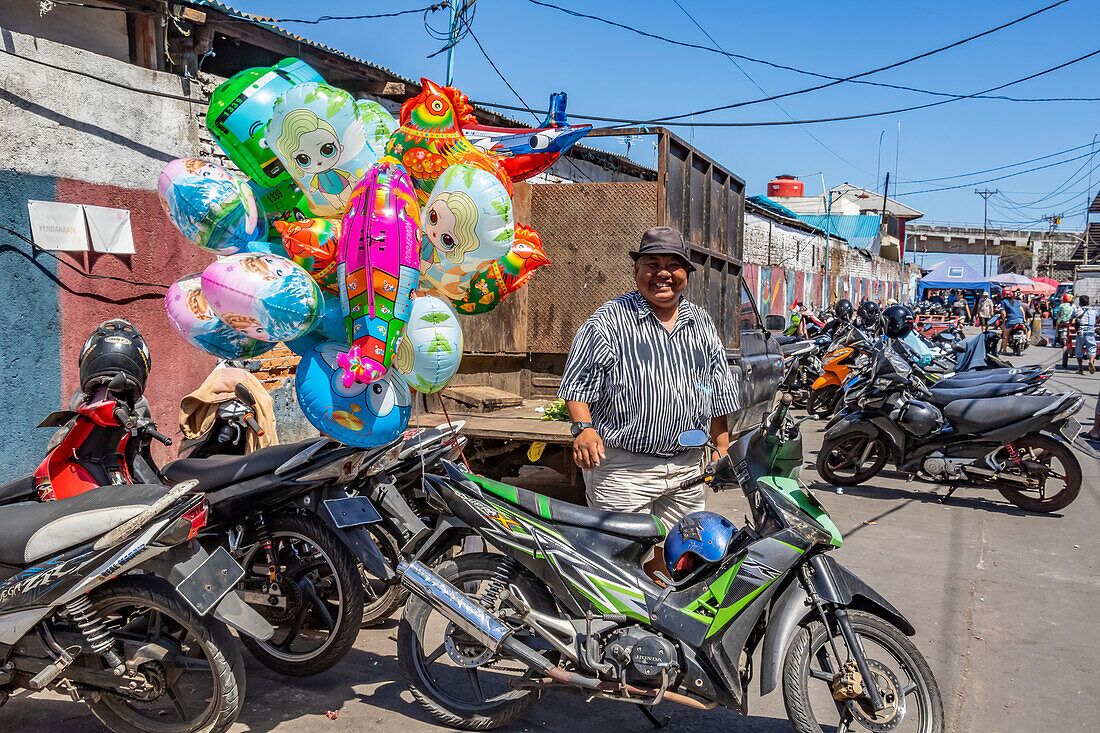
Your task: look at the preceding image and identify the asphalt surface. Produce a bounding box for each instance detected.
[6,342,1099,732]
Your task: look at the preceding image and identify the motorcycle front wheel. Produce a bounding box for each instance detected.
[992,434,1081,512]
[807,386,841,418]
[783,610,944,733]
[816,434,889,486]
[83,576,245,733]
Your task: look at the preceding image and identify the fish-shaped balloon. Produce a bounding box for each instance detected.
[384,78,513,204]
[449,89,591,182]
[337,160,422,383]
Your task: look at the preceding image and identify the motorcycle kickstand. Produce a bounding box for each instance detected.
[636,703,670,729]
[939,484,960,504]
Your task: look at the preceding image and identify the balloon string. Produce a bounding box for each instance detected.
[437,393,471,471]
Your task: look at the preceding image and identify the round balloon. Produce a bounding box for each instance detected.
[201,253,320,342]
[357,100,399,148]
[266,83,385,217]
[158,159,265,254]
[393,295,462,393]
[283,291,346,356]
[273,218,340,292]
[165,274,275,360]
[419,164,514,301]
[295,340,412,446]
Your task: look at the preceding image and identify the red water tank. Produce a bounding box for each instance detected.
[768,175,804,198]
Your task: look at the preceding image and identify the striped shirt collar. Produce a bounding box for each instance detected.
[627,291,696,326]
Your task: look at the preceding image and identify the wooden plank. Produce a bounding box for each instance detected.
[414,413,573,444]
[442,385,523,412]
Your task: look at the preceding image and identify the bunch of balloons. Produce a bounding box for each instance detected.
[161,59,588,447]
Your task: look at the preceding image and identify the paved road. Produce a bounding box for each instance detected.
[6,344,1099,732]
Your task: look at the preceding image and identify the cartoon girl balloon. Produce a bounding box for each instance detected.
[266,83,387,217]
[418,164,514,301]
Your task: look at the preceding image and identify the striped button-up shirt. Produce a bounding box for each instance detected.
[558,291,740,458]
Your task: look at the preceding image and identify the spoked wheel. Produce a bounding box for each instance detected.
[82,576,244,733]
[991,434,1081,512]
[783,610,944,733]
[238,513,364,676]
[808,386,842,418]
[817,434,889,486]
[360,522,407,628]
[398,553,557,730]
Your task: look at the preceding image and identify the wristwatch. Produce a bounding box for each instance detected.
[570,421,594,438]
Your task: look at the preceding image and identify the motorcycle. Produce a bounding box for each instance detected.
[817,342,1083,512]
[0,477,272,731]
[808,334,865,418]
[393,396,944,732]
[777,336,828,408]
[1008,322,1030,356]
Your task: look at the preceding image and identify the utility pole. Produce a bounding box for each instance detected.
[823,189,838,306]
[444,0,463,86]
[1041,213,1062,279]
[975,189,998,276]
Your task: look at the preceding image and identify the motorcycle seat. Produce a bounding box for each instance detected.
[781,340,815,358]
[470,475,665,542]
[0,474,36,506]
[943,394,1064,435]
[927,383,1031,408]
[774,335,802,346]
[0,484,170,565]
[935,370,1039,389]
[161,439,320,490]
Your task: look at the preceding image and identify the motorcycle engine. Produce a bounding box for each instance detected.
[602,627,681,685]
[921,452,968,480]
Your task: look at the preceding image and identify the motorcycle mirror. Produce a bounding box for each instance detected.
[677,430,710,448]
[234,383,256,407]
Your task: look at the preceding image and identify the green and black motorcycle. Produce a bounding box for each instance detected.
[394,395,943,732]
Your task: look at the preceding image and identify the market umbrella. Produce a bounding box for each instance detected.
[1022,280,1056,294]
[989,273,1035,287]
[1033,276,1059,287]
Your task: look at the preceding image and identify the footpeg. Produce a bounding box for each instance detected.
[28,648,73,690]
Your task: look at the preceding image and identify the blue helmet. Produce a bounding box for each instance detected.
[664,512,736,582]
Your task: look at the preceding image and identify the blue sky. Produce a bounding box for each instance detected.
[229,0,1100,230]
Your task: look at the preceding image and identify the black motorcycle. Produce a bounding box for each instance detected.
[817,340,1083,512]
[392,396,944,732]
[0,478,272,731]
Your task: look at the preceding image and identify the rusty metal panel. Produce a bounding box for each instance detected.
[527,182,659,353]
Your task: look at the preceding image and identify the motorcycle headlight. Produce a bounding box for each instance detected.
[359,442,404,478]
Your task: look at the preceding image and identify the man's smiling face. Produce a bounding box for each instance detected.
[635,254,688,309]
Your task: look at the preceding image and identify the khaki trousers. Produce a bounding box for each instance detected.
[582,446,706,530]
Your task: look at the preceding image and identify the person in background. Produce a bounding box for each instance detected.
[1075,294,1097,374]
[1054,293,1075,347]
[976,292,993,327]
[950,290,972,323]
[999,289,1028,350]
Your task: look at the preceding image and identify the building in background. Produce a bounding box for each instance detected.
[906,222,1083,279]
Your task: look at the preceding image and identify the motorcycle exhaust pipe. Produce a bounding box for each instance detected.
[398,561,552,673]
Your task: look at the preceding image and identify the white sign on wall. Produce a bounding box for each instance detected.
[84,205,135,255]
[27,200,88,251]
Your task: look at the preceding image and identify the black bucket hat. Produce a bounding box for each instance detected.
[629,226,696,272]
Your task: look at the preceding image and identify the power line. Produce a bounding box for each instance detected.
[898,150,1099,195]
[897,140,1100,184]
[474,47,1100,127]
[526,0,1075,116]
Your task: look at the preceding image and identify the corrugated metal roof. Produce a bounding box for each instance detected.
[795,214,883,251]
[746,195,846,241]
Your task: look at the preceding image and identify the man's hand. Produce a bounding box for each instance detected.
[573,428,606,469]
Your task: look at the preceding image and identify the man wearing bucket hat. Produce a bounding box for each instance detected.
[558,226,740,542]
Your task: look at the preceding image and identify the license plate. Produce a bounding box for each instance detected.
[1060,418,1082,443]
[176,546,245,616]
[323,496,382,529]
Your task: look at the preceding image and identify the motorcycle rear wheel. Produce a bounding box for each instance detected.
[783,610,944,733]
[992,434,1081,512]
[816,434,889,486]
[83,576,245,733]
[360,522,407,628]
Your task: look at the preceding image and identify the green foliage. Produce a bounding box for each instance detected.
[541,398,570,422]
[490,199,511,221]
[493,229,512,242]
[420,311,451,324]
[427,333,453,354]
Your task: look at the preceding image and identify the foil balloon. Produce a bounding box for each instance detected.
[357,100,399,149]
[452,89,591,182]
[384,78,513,204]
[337,160,422,383]
[201,253,320,342]
[295,340,412,447]
[267,83,385,217]
[393,295,462,393]
[157,159,264,254]
[419,164,514,301]
[273,218,340,293]
[452,224,551,314]
[165,274,275,360]
[283,291,347,356]
[206,57,325,188]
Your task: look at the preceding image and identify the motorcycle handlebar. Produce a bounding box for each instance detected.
[243,413,265,437]
[145,426,173,446]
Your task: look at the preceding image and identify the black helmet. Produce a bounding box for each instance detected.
[857,300,881,325]
[78,319,151,401]
[882,305,915,339]
[893,398,943,437]
[834,299,854,321]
